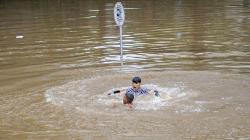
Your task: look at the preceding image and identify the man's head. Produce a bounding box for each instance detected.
[123,93,134,104]
[132,76,141,90]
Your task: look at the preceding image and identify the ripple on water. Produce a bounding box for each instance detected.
[45,76,194,112]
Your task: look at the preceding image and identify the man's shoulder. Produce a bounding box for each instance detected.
[138,87,148,94]
[126,87,134,93]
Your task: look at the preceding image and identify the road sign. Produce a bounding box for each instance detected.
[114,2,125,64]
[114,2,125,26]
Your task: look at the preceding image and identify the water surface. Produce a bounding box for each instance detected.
[0,0,250,139]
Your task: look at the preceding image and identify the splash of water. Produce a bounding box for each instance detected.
[99,84,189,111]
[45,78,193,111]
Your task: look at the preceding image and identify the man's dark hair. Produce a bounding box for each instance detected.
[132,77,141,83]
[125,93,134,104]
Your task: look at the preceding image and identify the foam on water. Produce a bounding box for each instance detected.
[98,84,190,111]
[45,81,192,112]
[45,80,89,108]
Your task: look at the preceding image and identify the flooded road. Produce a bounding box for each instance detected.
[0,0,250,139]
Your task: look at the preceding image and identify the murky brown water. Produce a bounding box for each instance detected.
[1,0,250,139]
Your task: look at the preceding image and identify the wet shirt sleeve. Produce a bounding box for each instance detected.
[126,87,149,96]
[139,87,149,95]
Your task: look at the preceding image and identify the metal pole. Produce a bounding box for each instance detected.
[119,25,123,65]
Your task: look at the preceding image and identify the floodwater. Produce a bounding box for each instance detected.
[0,0,250,139]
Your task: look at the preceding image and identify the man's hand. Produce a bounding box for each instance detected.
[107,90,121,95]
[154,90,160,97]
[114,90,121,94]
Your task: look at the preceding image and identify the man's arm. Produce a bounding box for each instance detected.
[107,89,126,96]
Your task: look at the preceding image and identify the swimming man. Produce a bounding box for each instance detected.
[108,77,159,106]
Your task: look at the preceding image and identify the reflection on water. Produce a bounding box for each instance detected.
[0,0,250,139]
[0,0,250,75]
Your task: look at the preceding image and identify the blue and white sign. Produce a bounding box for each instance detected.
[114,2,125,64]
[114,2,125,26]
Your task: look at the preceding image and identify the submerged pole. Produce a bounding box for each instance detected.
[119,26,123,63]
[114,2,125,65]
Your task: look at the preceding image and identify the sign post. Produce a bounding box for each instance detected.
[114,2,125,64]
